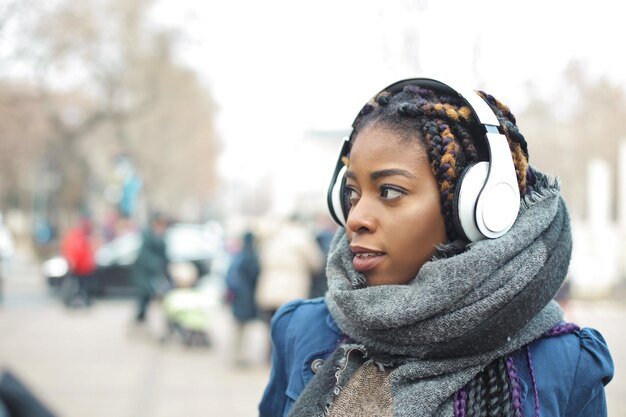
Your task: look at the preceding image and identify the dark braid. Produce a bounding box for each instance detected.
[486,358,514,416]
[351,84,531,242]
[456,357,518,417]
[498,358,514,414]
[486,363,501,415]
[478,372,488,417]
[465,372,480,417]
[448,122,479,163]
[477,91,531,195]
[417,118,460,238]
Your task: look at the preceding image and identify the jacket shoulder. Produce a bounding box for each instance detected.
[261,299,337,417]
[518,327,613,417]
[528,327,613,377]
[271,297,335,342]
[271,297,328,321]
[563,328,613,415]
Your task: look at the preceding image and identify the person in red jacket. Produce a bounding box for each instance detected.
[61,218,96,307]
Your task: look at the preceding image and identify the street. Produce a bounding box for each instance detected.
[1,259,625,417]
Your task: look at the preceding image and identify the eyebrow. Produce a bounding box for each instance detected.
[345,168,416,181]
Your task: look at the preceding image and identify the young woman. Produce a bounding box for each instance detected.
[259,78,614,417]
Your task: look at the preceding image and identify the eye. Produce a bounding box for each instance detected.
[344,186,360,207]
[380,185,405,201]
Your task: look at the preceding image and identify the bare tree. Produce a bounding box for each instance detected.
[15,0,157,216]
[109,35,220,220]
[3,0,219,228]
[0,82,51,212]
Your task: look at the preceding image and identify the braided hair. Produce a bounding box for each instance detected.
[454,356,523,417]
[350,84,532,242]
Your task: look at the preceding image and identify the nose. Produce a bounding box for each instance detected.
[346,195,377,234]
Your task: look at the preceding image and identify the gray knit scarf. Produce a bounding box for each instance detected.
[288,169,571,417]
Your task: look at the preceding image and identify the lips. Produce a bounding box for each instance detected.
[350,246,386,273]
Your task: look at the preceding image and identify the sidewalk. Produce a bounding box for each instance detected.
[0,261,271,417]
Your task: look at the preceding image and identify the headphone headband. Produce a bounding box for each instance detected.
[352,78,501,129]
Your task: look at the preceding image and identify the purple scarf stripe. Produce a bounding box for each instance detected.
[544,322,580,337]
[525,346,540,417]
[506,356,524,417]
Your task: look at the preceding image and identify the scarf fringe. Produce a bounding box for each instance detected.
[520,167,561,212]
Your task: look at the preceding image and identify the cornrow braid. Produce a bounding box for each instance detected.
[351,83,532,242]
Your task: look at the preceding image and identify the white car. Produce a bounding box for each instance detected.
[42,222,224,296]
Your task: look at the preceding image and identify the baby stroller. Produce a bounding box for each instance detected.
[160,262,213,347]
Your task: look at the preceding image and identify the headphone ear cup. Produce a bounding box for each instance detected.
[328,165,348,227]
[339,176,350,222]
[453,162,489,242]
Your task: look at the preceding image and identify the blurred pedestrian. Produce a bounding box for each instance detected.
[309,216,335,299]
[132,213,170,324]
[0,369,56,417]
[255,217,323,324]
[161,261,212,347]
[225,231,261,366]
[260,78,614,416]
[33,218,56,259]
[0,213,14,303]
[60,217,96,308]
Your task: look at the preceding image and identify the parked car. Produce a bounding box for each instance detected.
[42,222,224,297]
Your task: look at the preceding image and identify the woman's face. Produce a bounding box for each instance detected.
[345,125,447,286]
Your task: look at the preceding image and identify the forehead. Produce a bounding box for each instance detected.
[349,126,428,170]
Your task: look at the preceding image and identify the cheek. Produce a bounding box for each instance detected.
[401,198,445,237]
[392,205,446,265]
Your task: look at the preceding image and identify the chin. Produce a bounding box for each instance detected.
[367,271,415,286]
[365,272,393,287]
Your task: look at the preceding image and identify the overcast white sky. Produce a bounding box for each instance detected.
[150,0,625,193]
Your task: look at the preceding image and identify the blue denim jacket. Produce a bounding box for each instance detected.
[259,297,614,417]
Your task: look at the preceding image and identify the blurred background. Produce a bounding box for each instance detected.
[0,0,625,416]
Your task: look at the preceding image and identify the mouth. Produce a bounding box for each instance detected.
[350,246,386,273]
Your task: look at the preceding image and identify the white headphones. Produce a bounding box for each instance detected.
[326,77,521,242]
